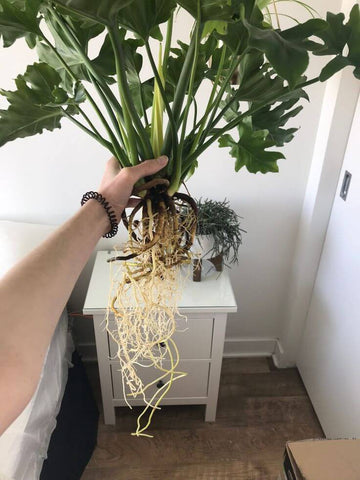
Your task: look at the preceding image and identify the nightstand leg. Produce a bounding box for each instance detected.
[93,315,116,425]
[103,403,116,425]
[205,313,227,422]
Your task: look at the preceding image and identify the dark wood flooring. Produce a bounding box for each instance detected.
[82,357,323,480]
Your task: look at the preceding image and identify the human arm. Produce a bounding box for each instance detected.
[0,155,168,435]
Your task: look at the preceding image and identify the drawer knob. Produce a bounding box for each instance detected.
[156,380,165,389]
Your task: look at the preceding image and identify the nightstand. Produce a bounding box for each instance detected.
[83,250,237,425]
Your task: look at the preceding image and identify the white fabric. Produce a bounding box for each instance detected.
[0,221,74,480]
[0,221,56,277]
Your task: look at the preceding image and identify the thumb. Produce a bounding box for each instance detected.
[130,156,168,181]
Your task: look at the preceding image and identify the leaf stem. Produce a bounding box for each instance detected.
[161,29,197,156]
[41,34,128,165]
[108,26,153,161]
[185,76,320,170]
[145,41,178,173]
[169,0,202,196]
[199,44,247,145]
[60,108,115,154]
[189,43,227,155]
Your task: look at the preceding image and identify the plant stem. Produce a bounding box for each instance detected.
[108,26,153,161]
[41,35,128,165]
[184,76,320,171]
[162,13,173,82]
[161,31,197,156]
[169,0,202,196]
[199,44,247,145]
[60,108,115,154]
[189,43,227,155]
[145,41,178,174]
[107,30,139,165]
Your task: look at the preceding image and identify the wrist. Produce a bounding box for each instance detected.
[82,200,111,237]
[81,191,119,238]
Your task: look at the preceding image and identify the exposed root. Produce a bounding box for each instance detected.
[106,188,197,436]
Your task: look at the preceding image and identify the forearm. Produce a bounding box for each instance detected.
[0,155,167,435]
[0,200,109,433]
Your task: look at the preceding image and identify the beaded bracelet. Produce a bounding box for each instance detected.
[81,191,118,238]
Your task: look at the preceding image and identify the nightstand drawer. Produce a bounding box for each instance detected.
[111,360,210,400]
[108,315,213,360]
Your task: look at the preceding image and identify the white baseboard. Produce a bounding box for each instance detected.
[272,339,295,368]
[223,337,277,358]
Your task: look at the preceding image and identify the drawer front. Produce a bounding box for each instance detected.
[111,360,210,400]
[108,315,213,360]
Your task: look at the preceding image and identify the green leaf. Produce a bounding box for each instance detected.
[319,55,350,82]
[205,44,233,81]
[51,0,135,26]
[117,0,177,40]
[316,5,360,82]
[347,4,360,66]
[0,63,80,146]
[167,36,217,95]
[218,118,284,173]
[178,0,239,22]
[63,15,104,51]
[252,97,303,146]
[215,2,263,54]
[281,19,328,41]
[313,11,349,56]
[234,54,289,103]
[244,20,310,88]
[0,0,41,47]
[202,20,228,37]
[36,11,113,92]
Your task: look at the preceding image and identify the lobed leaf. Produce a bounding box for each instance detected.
[0,0,41,47]
[218,118,284,174]
[252,97,304,146]
[117,0,177,41]
[50,0,135,26]
[0,62,83,146]
[316,5,360,82]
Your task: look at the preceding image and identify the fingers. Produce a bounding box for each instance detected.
[107,156,121,176]
[127,156,168,183]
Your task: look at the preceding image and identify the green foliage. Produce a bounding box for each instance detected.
[0,62,83,146]
[315,5,360,81]
[218,118,285,173]
[251,96,304,146]
[1,0,360,189]
[0,0,41,47]
[244,18,328,87]
[196,198,245,265]
[51,0,135,26]
[117,0,177,41]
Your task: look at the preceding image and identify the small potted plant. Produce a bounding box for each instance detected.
[192,198,245,281]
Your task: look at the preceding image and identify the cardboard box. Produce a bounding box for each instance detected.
[281,439,360,480]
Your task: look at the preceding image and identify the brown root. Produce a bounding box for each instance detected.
[107,187,198,436]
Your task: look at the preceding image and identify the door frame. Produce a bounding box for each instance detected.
[274,64,360,367]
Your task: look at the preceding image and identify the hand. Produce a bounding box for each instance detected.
[98,155,168,221]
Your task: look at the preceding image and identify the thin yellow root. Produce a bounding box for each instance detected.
[106,196,196,436]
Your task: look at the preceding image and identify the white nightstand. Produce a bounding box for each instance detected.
[83,250,237,425]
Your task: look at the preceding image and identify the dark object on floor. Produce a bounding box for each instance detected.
[40,351,99,480]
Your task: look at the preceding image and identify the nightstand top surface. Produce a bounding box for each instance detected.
[83,251,237,314]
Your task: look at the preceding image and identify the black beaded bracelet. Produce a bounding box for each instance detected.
[81,191,118,238]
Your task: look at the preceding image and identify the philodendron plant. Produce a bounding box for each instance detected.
[1,0,360,436]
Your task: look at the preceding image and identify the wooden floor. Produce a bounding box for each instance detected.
[82,357,323,480]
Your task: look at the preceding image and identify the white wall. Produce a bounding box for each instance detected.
[0,1,343,357]
[275,0,360,366]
